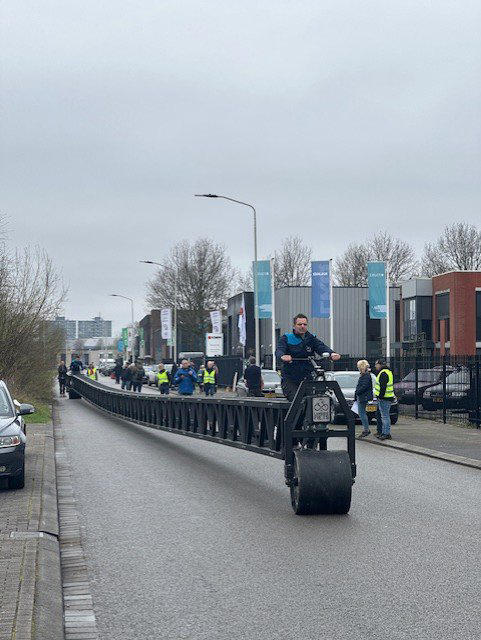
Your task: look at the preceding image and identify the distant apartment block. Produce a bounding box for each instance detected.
[78,316,112,339]
[51,316,77,340]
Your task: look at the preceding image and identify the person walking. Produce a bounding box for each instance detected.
[120,363,132,390]
[203,360,217,396]
[243,356,264,397]
[58,361,68,397]
[374,358,394,440]
[275,313,340,402]
[132,362,145,393]
[156,363,171,395]
[355,359,374,438]
[173,359,197,396]
[113,358,123,384]
[69,355,84,374]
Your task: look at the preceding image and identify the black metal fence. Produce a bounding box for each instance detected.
[70,374,290,457]
[331,355,481,427]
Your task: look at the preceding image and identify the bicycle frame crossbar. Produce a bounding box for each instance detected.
[69,375,289,459]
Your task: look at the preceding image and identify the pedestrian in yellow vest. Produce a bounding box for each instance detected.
[374,359,394,440]
[87,364,98,381]
[203,360,217,396]
[156,363,171,395]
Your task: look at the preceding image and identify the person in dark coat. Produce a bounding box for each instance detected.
[243,356,263,397]
[114,358,123,384]
[132,362,145,393]
[58,361,68,397]
[275,313,340,402]
[120,364,132,390]
[355,359,374,438]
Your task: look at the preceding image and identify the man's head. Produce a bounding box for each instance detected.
[375,358,387,371]
[158,362,164,370]
[248,356,256,365]
[207,360,214,369]
[181,359,189,369]
[293,313,309,335]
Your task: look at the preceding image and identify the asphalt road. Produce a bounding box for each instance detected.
[58,394,481,640]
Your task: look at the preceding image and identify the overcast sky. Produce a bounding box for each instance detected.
[2,1,480,334]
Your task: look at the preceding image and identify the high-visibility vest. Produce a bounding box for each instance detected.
[203,369,216,384]
[88,368,96,380]
[374,368,394,398]
[157,370,169,384]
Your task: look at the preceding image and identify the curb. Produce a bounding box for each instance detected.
[359,435,481,470]
[33,419,64,640]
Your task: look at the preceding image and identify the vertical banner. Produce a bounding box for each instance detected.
[210,309,222,333]
[368,262,387,318]
[253,260,272,318]
[161,308,172,339]
[238,295,246,346]
[121,327,128,348]
[311,260,331,318]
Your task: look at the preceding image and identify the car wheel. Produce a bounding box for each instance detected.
[9,465,25,490]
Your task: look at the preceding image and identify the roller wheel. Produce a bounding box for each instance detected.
[290,449,352,515]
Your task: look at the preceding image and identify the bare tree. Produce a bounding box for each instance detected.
[334,232,417,285]
[421,222,481,276]
[232,268,253,295]
[274,236,312,288]
[146,238,235,350]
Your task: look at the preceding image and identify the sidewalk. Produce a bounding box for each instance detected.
[0,423,63,640]
[359,416,481,469]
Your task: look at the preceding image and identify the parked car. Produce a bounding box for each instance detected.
[236,369,284,398]
[99,359,116,376]
[324,371,399,425]
[394,367,454,404]
[421,368,471,412]
[0,380,35,490]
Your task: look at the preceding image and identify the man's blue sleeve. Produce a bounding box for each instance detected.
[312,336,333,356]
[275,334,288,360]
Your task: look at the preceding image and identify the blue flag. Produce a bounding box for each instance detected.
[253,260,272,318]
[368,262,387,318]
[311,261,330,318]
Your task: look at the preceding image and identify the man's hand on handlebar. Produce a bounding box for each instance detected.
[281,353,341,363]
[281,355,292,363]
[330,353,341,361]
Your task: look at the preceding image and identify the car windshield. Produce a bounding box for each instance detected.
[0,386,14,417]
[262,371,281,383]
[328,373,360,388]
[445,370,470,384]
[403,370,441,383]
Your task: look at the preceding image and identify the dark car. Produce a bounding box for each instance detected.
[325,371,399,425]
[0,380,35,490]
[394,367,455,404]
[421,368,471,412]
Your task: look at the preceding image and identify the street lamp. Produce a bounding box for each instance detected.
[195,193,260,365]
[110,293,135,362]
[140,260,178,362]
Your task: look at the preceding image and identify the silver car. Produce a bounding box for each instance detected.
[236,369,284,398]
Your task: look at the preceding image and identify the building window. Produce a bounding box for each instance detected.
[435,292,450,343]
[476,292,481,342]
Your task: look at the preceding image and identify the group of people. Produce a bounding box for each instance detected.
[354,358,394,440]
[119,361,146,392]
[170,359,218,396]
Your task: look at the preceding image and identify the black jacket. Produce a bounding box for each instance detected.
[275,331,333,383]
[355,372,373,403]
[244,364,262,390]
[120,367,132,381]
[58,365,68,380]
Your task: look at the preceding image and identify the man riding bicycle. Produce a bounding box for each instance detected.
[275,313,341,402]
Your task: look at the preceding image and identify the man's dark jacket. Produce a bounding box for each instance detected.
[355,372,373,403]
[275,331,333,383]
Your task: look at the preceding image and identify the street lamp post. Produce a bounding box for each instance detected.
[140,260,178,363]
[110,294,135,362]
[195,194,260,365]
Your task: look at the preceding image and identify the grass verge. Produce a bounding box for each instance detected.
[23,401,52,424]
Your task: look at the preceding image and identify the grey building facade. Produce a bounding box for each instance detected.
[51,316,77,340]
[77,316,112,339]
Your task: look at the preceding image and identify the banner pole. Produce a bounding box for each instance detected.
[386,263,390,359]
[329,258,334,351]
[270,257,276,371]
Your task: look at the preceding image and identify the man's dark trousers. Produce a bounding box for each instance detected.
[281,377,301,402]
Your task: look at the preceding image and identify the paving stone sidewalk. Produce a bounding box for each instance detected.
[359,415,481,468]
[0,423,63,640]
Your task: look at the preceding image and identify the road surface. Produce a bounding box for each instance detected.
[57,393,481,640]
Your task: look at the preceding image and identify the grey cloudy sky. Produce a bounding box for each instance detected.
[2,1,480,334]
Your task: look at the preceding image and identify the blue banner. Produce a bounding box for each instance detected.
[117,339,124,352]
[311,261,331,318]
[253,260,272,318]
[368,262,387,318]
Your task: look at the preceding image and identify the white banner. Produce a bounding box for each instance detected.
[210,309,222,334]
[161,308,172,340]
[206,333,224,357]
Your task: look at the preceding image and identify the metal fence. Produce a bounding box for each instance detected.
[331,355,481,427]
